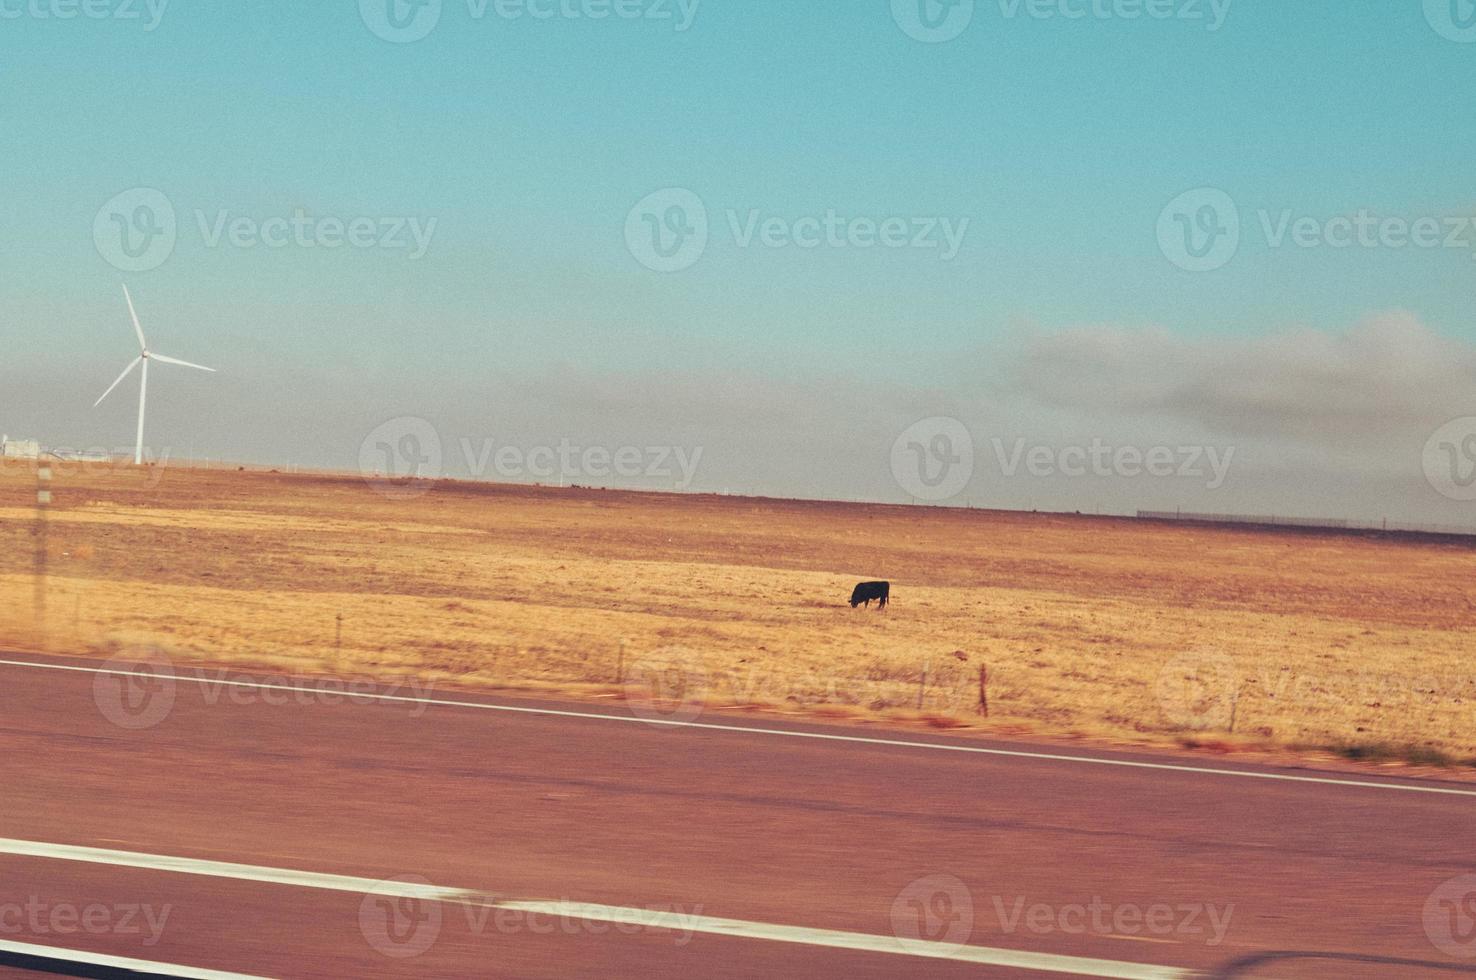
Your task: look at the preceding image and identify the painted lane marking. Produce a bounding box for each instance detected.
[498,900,1196,978]
[3,656,1474,798]
[0,937,271,980]
[0,837,478,902]
[0,838,1195,979]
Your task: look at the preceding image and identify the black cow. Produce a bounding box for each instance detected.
[849,581,890,609]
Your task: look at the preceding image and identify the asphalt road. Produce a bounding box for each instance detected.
[0,653,1474,979]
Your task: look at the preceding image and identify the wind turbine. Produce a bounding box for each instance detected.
[94,285,216,465]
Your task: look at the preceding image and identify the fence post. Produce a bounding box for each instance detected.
[918,660,929,710]
[978,665,989,718]
[34,465,51,645]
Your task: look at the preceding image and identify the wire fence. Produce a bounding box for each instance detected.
[1137,510,1476,539]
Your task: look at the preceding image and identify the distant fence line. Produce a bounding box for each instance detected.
[1137,510,1476,540]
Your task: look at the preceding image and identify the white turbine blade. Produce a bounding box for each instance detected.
[150,353,217,373]
[94,357,142,407]
[122,284,147,351]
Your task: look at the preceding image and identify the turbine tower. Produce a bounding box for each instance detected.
[94,285,216,465]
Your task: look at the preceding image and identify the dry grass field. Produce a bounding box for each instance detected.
[2,458,1474,768]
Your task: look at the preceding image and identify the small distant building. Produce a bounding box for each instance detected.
[1,435,42,460]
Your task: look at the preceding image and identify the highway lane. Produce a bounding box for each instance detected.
[0,654,1473,978]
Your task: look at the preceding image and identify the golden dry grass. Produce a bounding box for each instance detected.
[2,458,1474,765]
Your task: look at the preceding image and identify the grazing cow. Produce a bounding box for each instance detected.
[849,581,890,609]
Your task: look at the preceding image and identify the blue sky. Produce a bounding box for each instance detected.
[3,2,1476,522]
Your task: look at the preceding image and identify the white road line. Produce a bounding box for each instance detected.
[4,656,1474,798]
[0,837,479,902]
[0,838,1194,979]
[499,901,1195,979]
[0,937,271,980]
